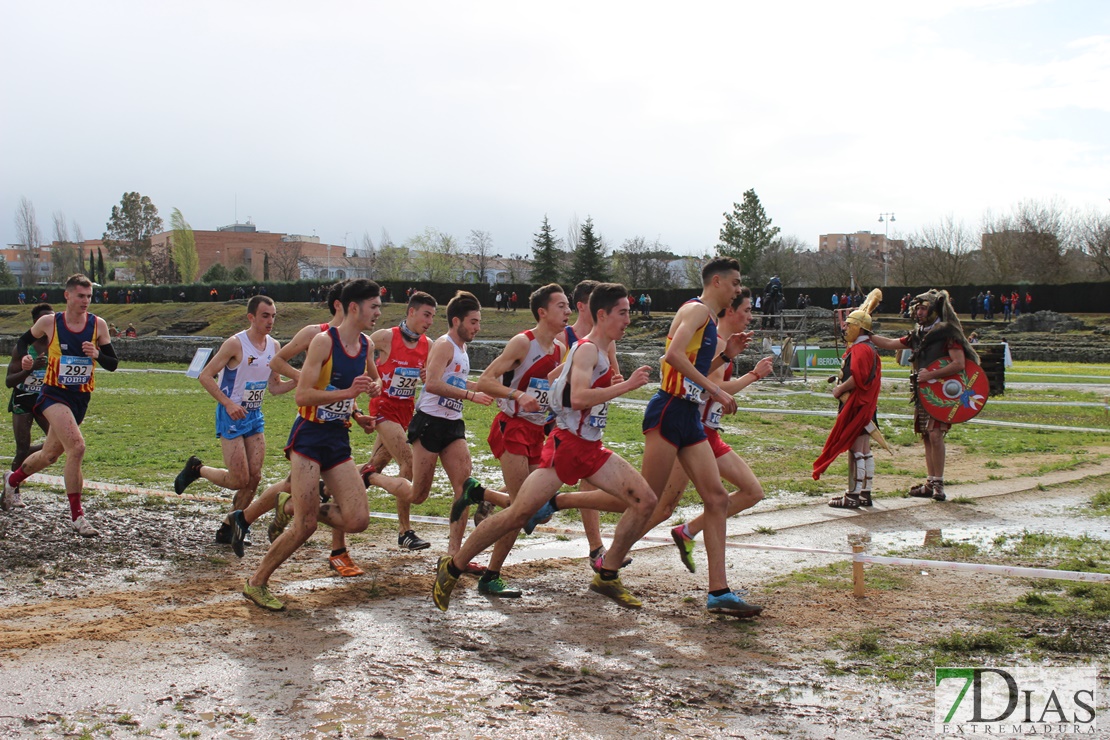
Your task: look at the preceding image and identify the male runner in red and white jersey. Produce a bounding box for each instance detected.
[448,284,569,598]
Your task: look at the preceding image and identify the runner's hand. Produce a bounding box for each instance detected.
[626,365,652,390]
[353,413,376,434]
[366,380,382,398]
[470,392,494,406]
[81,341,99,359]
[723,331,753,358]
[516,394,541,413]
[21,355,33,371]
[754,356,774,379]
[348,375,375,397]
[610,373,624,385]
[223,401,247,420]
[713,386,737,415]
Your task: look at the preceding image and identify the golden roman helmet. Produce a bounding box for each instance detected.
[845,289,882,343]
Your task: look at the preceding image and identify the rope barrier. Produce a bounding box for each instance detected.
[854,554,1110,583]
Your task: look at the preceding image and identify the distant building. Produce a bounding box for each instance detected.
[1,240,104,287]
[819,232,905,254]
[150,222,342,281]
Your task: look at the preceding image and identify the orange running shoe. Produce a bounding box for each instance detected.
[328,551,364,577]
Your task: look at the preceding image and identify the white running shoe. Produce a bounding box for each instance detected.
[72,515,99,537]
[1,471,16,511]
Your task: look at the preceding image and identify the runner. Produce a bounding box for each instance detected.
[359,290,437,550]
[3,274,119,536]
[243,278,383,611]
[454,284,569,598]
[406,291,493,557]
[173,296,295,551]
[2,303,54,511]
[433,283,655,611]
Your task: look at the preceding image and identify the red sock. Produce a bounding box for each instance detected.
[67,492,84,521]
[8,465,29,487]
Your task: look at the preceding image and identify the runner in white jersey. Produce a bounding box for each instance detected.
[406,291,493,558]
[448,284,570,598]
[174,296,295,549]
[434,284,655,611]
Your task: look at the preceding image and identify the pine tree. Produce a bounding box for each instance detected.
[88,250,95,279]
[718,189,780,277]
[569,216,610,284]
[97,248,105,284]
[531,215,562,285]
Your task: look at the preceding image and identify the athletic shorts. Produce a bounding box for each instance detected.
[642,390,707,449]
[705,426,732,458]
[370,396,415,429]
[215,405,265,440]
[285,416,352,471]
[34,386,90,426]
[487,412,547,465]
[8,388,37,416]
[407,410,466,454]
[914,402,950,436]
[539,428,613,486]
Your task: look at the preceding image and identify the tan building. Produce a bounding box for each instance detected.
[150,222,342,281]
[818,232,905,254]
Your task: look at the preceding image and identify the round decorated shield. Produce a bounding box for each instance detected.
[918,358,989,424]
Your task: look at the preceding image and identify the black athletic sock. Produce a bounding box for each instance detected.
[589,546,604,560]
[331,548,347,557]
[599,568,619,581]
[709,588,730,597]
[549,496,561,512]
[479,570,499,583]
[446,561,463,578]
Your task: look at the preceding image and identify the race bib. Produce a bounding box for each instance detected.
[387,367,420,399]
[587,401,609,430]
[242,380,267,411]
[58,355,93,387]
[438,374,466,413]
[23,369,45,394]
[705,401,723,428]
[681,377,703,404]
[526,377,551,411]
[317,384,354,422]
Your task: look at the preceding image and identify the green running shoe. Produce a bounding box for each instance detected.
[478,576,522,598]
[589,574,642,609]
[432,555,459,612]
[450,477,485,524]
[243,580,284,611]
[671,525,697,573]
[268,491,292,543]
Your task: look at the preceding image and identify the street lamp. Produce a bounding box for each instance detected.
[877,213,895,287]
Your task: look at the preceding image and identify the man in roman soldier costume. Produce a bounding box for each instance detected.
[871,289,979,502]
[814,289,888,508]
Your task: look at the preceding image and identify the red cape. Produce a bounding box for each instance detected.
[812,341,882,480]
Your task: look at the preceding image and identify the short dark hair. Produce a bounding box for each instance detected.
[340,279,382,312]
[702,256,741,285]
[326,280,348,316]
[589,283,628,323]
[571,280,599,308]
[530,283,565,321]
[719,286,753,318]
[407,291,437,313]
[66,274,93,290]
[446,290,481,329]
[31,303,53,321]
[247,295,275,315]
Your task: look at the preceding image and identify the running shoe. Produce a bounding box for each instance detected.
[2,471,19,510]
[707,590,763,618]
[671,525,697,573]
[432,555,459,611]
[215,521,233,544]
[473,501,495,526]
[359,462,376,489]
[174,456,203,495]
[71,515,99,537]
[524,499,556,534]
[243,580,284,611]
[399,530,431,551]
[328,551,364,577]
[268,491,292,543]
[8,486,23,509]
[449,477,485,523]
[589,550,633,574]
[589,574,642,609]
[478,576,522,598]
[230,510,250,558]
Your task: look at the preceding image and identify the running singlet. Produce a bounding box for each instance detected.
[549,339,612,442]
[18,344,45,397]
[496,330,562,426]
[413,337,469,420]
[218,331,277,412]
[700,359,734,431]
[378,327,429,402]
[297,327,368,424]
[659,298,718,404]
[43,312,98,393]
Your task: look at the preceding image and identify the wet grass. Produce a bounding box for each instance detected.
[767,561,907,591]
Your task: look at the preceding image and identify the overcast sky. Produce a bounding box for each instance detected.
[2,1,1108,259]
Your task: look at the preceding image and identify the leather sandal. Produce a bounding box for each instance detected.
[828,493,862,509]
[859,491,873,507]
[907,482,934,498]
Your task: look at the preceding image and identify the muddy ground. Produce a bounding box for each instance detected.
[2,469,1109,739]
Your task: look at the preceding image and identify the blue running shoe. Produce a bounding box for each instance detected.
[524,499,556,535]
[707,590,763,618]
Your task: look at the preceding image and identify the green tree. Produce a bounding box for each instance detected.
[531,215,562,285]
[97,249,105,284]
[0,256,17,287]
[568,216,610,284]
[88,249,95,279]
[103,192,163,282]
[202,262,229,282]
[263,251,270,280]
[718,189,780,277]
[170,208,200,282]
[230,265,252,282]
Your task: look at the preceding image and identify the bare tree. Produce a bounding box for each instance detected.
[1077,208,1110,280]
[407,228,460,282]
[342,232,378,279]
[14,196,42,287]
[682,254,712,289]
[905,214,976,285]
[754,234,807,287]
[612,236,672,289]
[981,198,1075,283]
[465,229,495,284]
[50,211,85,283]
[270,238,305,281]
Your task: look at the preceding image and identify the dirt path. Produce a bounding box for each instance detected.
[2,470,1109,738]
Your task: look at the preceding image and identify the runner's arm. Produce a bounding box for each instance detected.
[91,317,118,371]
[664,303,734,411]
[295,332,373,407]
[475,333,528,400]
[6,339,30,388]
[422,339,467,400]
[266,341,297,395]
[369,328,392,367]
[270,324,321,382]
[198,336,245,413]
[568,343,650,409]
